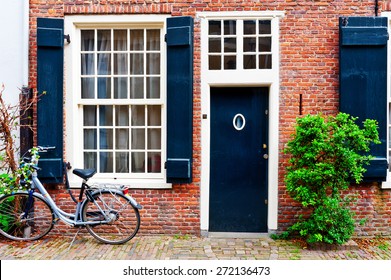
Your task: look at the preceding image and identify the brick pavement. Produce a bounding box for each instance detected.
[0,234,390,260]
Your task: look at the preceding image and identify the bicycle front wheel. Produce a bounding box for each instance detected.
[0,193,54,241]
[82,191,140,244]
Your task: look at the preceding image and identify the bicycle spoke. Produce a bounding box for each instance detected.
[0,193,54,241]
[82,191,140,244]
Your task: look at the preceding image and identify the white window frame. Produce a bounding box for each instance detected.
[198,11,284,234]
[65,15,171,188]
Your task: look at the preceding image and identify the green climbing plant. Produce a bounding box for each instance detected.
[281,112,380,244]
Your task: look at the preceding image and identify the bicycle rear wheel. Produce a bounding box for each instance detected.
[0,193,54,241]
[82,191,140,244]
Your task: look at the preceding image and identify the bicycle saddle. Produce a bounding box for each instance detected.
[73,168,97,180]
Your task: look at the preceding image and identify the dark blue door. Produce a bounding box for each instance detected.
[209,87,268,232]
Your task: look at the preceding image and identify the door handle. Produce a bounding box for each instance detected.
[263,154,269,159]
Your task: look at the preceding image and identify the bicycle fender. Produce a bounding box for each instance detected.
[0,191,44,200]
[124,194,143,210]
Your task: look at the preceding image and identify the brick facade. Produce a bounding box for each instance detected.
[28,0,391,237]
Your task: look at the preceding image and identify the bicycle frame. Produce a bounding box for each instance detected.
[30,171,120,227]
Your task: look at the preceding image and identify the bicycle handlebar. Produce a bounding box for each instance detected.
[21,146,56,167]
[36,146,56,152]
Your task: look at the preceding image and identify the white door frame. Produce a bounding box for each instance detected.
[380,12,391,189]
[197,11,284,235]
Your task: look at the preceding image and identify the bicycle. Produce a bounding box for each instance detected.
[0,146,142,245]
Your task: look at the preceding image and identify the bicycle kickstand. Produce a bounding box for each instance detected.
[68,227,82,251]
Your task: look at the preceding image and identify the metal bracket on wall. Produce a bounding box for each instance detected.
[64,34,71,44]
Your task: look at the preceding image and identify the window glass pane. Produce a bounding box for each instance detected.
[97,30,111,51]
[146,77,160,99]
[83,105,97,126]
[389,103,391,123]
[114,30,127,51]
[148,128,161,149]
[224,20,236,35]
[81,77,95,99]
[259,20,271,34]
[99,129,113,149]
[100,152,113,173]
[114,53,128,75]
[131,105,145,126]
[97,53,111,75]
[244,38,256,52]
[209,38,221,53]
[147,30,160,50]
[224,56,236,69]
[81,54,94,75]
[81,30,95,51]
[116,152,129,173]
[131,152,145,173]
[84,152,97,170]
[389,129,391,148]
[80,26,163,175]
[147,53,160,74]
[131,128,145,149]
[259,37,272,52]
[259,54,272,69]
[244,55,256,69]
[148,152,161,173]
[84,129,97,149]
[129,77,144,99]
[129,54,144,74]
[147,105,161,126]
[224,38,236,52]
[116,128,129,149]
[97,77,111,99]
[130,30,144,50]
[389,152,391,171]
[115,105,129,126]
[209,56,221,70]
[99,105,113,126]
[114,77,127,99]
[209,20,221,35]
[244,20,256,35]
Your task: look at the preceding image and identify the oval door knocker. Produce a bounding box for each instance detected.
[233,113,246,131]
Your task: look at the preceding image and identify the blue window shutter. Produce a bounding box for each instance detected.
[165,16,194,183]
[339,17,389,182]
[37,18,64,183]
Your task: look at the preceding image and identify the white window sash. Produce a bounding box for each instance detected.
[65,15,169,188]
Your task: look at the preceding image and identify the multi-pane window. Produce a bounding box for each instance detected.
[243,20,272,69]
[80,28,163,175]
[208,19,272,70]
[208,20,237,70]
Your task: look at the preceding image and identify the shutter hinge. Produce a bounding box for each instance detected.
[64,34,71,44]
[265,109,268,115]
[164,34,167,42]
[341,17,348,27]
[265,199,268,205]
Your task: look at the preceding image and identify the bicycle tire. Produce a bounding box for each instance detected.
[81,190,140,244]
[0,193,54,241]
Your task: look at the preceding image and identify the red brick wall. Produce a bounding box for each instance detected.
[29,0,391,237]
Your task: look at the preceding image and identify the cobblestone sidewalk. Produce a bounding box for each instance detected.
[1,234,390,260]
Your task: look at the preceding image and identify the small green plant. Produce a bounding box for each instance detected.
[282,112,380,245]
[173,234,191,240]
[0,147,39,194]
[359,218,368,226]
[378,243,389,251]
